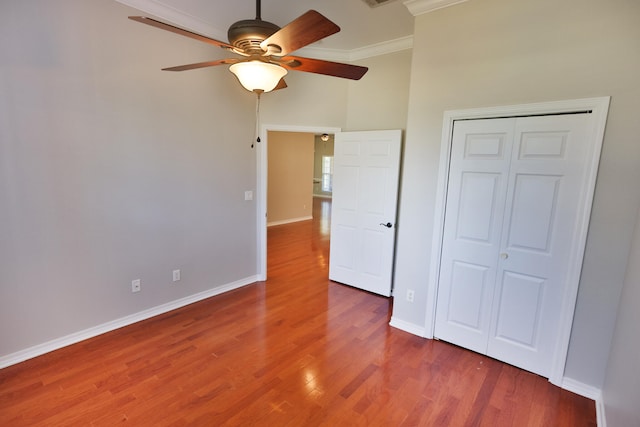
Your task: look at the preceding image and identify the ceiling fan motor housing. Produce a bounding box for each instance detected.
[228,19,280,55]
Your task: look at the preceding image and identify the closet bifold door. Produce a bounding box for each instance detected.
[434,113,590,378]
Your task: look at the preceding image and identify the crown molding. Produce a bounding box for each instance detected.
[296,47,352,63]
[403,0,470,16]
[350,36,413,61]
[116,0,412,61]
[299,36,413,62]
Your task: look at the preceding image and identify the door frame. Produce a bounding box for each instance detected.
[424,97,610,386]
[257,124,342,281]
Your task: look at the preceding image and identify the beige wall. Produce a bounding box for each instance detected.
[391,0,640,391]
[267,131,314,225]
[313,135,334,197]
[261,71,349,129]
[346,49,412,131]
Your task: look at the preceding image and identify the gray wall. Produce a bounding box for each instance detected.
[261,70,349,128]
[391,0,640,391]
[601,205,640,426]
[0,0,258,355]
[346,49,412,132]
[0,0,350,358]
[1,0,387,360]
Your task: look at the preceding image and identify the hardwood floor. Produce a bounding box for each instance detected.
[0,197,596,426]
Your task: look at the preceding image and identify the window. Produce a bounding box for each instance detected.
[321,155,334,192]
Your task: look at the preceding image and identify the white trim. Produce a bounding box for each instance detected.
[562,377,602,401]
[257,125,342,281]
[562,378,605,427]
[425,97,611,386]
[0,276,258,369]
[267,216,312,227]
[296,47,352,63]
[349,36,414,61]
[313,194,333,199]
[117,0,412,61]
[299,36,413,62]
[596,395,607,427]
[389,317,427,336]
[403,0,470,16]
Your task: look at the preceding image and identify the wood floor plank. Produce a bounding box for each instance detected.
[0,198,596,426]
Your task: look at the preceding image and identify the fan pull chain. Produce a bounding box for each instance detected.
[253,91,262,148]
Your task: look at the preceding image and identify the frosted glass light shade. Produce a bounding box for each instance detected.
[229,61,288,93]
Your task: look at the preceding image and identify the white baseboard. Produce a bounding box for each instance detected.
[561,377,605,426]
[0,276,258,369]
[267,216,312,227]
[596,397,606,427]
[389,317,427,337]
[561,377,601,400]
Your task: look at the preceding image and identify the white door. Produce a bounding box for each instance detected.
[329,130,402,296]
[435,114,591,377]
[434,118,515,353]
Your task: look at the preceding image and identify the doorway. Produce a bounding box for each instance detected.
[257,125,341,281]
[258,127,402,298]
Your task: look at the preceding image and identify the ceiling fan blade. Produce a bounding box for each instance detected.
[129,16,234,51]
[260,10,339,56]
[279,56,368,80]
[162,58,239,72]
[274,78,288,91]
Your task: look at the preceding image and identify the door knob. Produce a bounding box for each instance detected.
[380,222,393,228]
[500,253,509,260]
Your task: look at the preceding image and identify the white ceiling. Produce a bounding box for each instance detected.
[121,0,416,53]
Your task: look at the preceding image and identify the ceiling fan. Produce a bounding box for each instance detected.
[129,0,369,94]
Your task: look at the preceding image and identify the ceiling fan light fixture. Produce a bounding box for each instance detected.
[229,61,288,93]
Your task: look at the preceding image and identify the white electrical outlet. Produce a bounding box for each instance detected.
[132,279,141,293]
[406,289,415,303]
[244,190,253,201]
[173,269,181,282]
